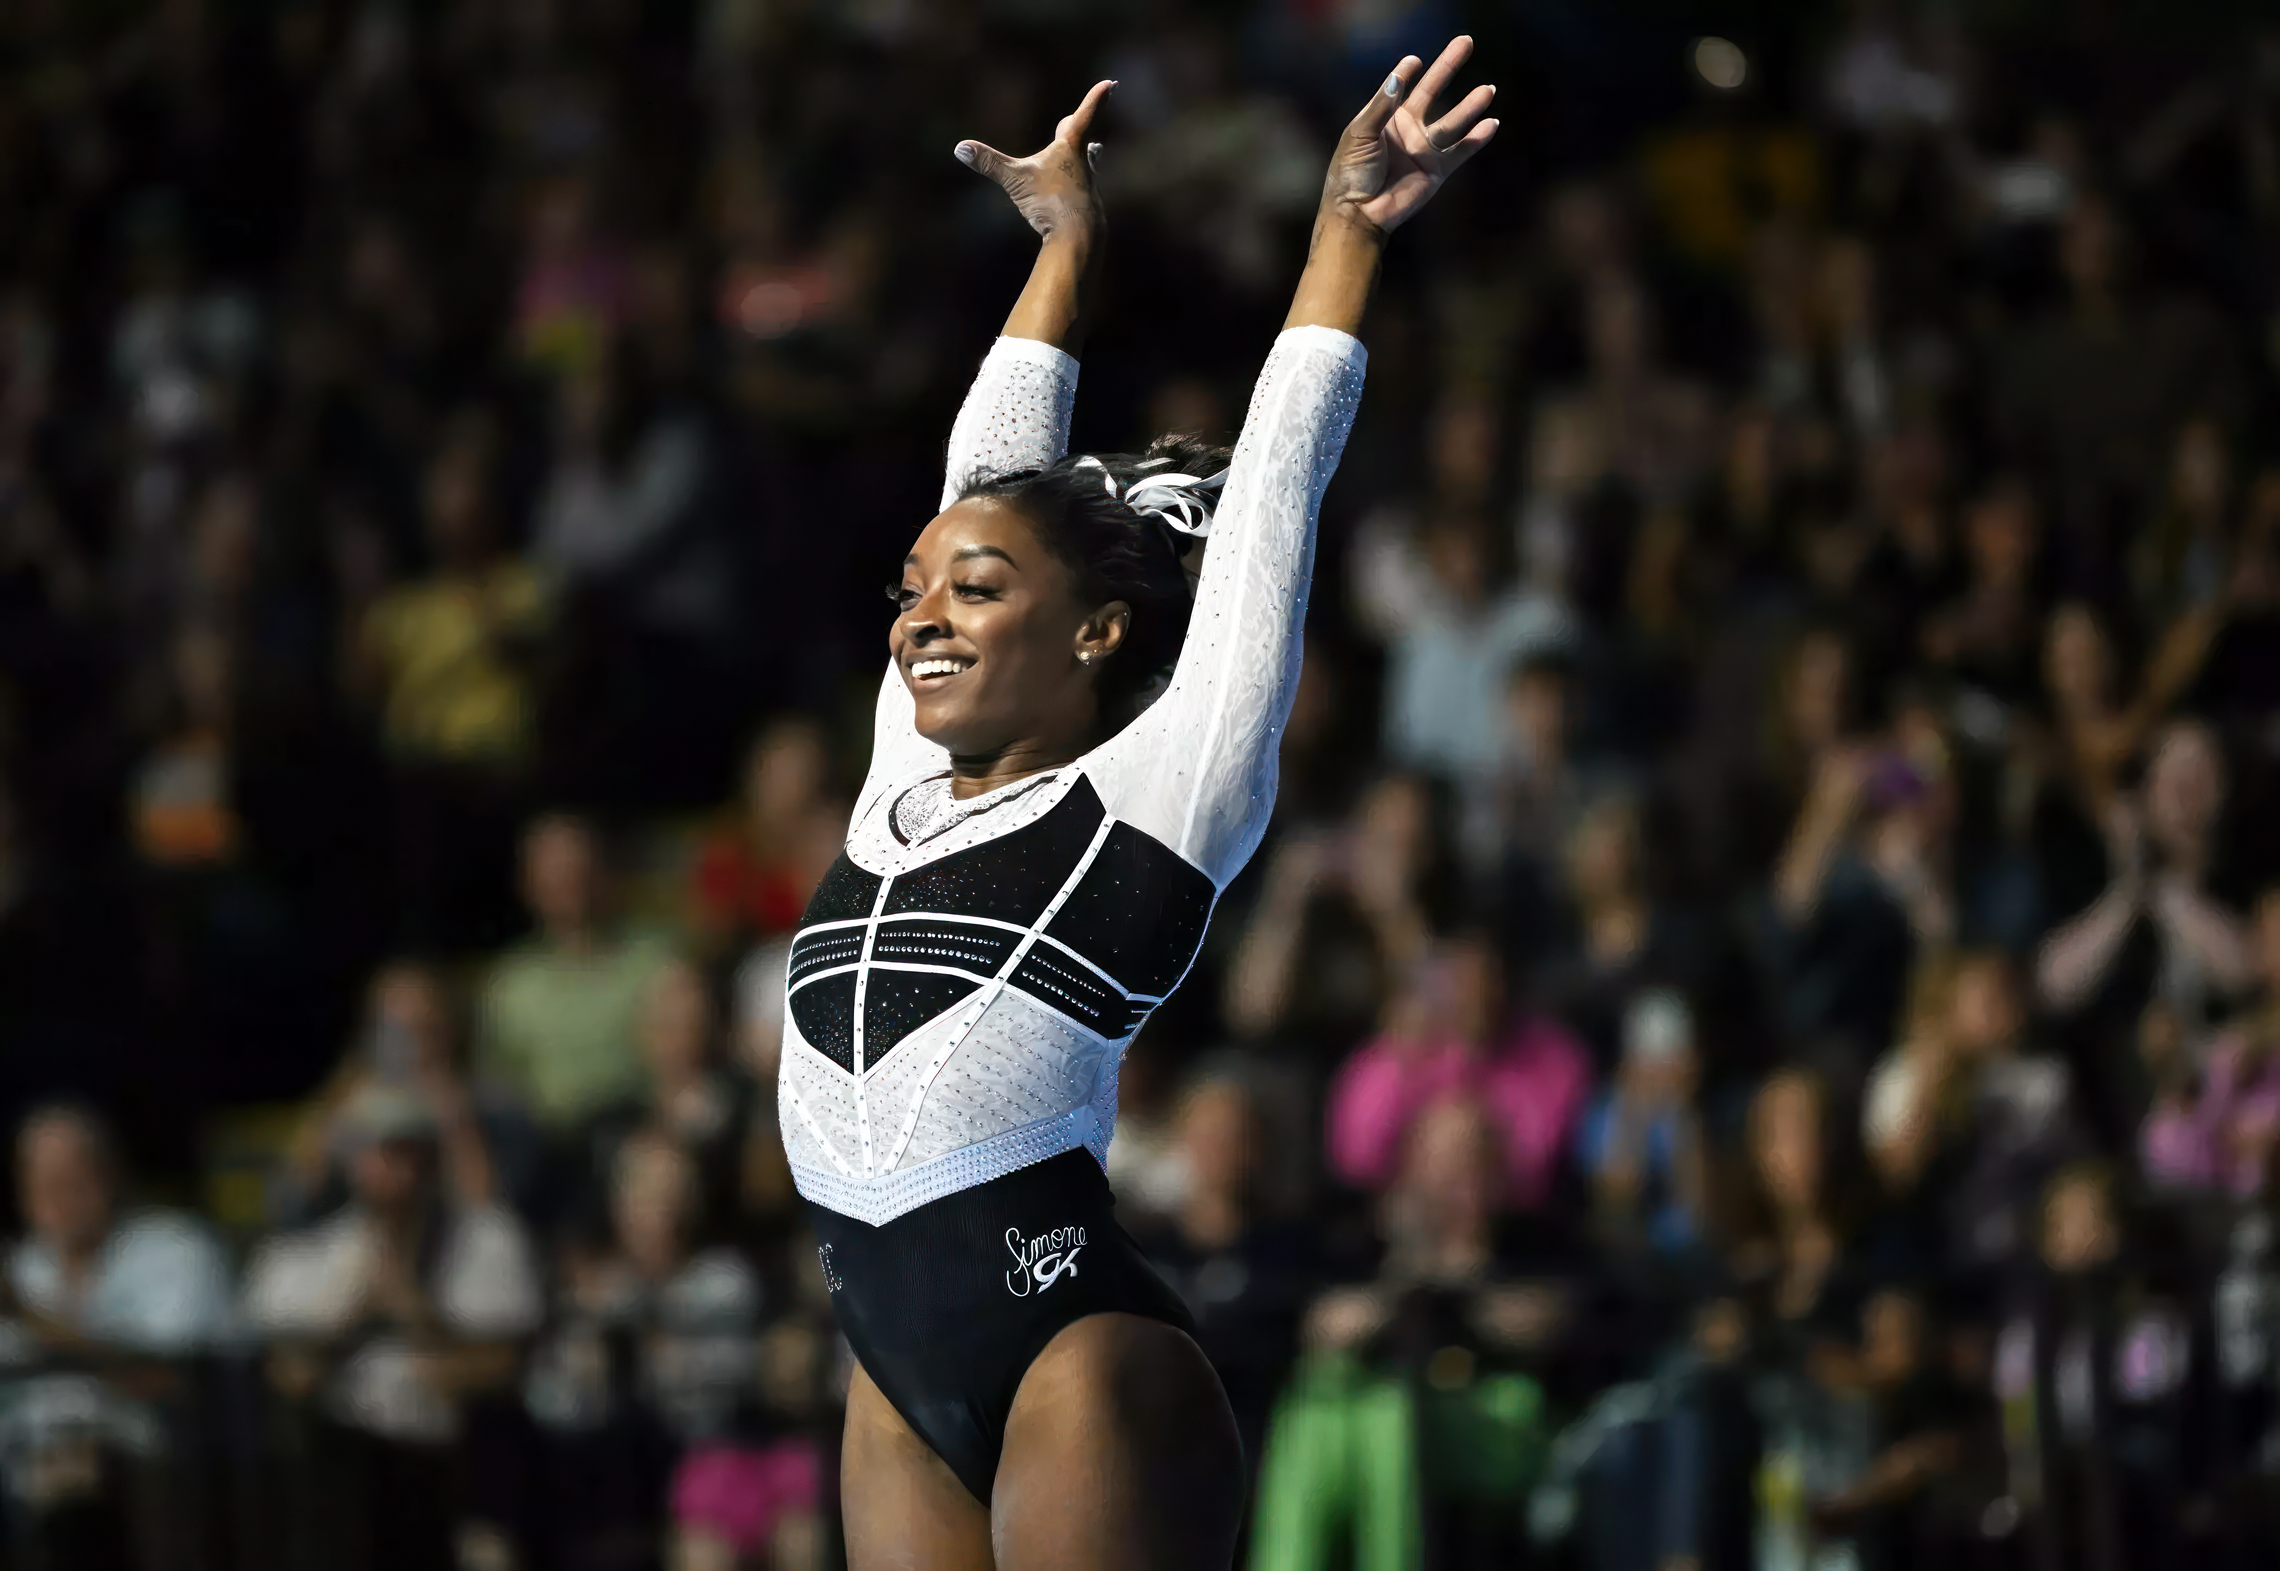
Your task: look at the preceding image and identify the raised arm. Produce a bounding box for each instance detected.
[937,79,1111,509]
[862,85,1115,813]
[1097,39,1498,881]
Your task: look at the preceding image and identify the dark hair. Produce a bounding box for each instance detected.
[957,434,1228,720]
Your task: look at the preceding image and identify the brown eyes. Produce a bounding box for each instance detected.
[886,581,998,610]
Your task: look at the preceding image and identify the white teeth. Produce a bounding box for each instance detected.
[912,659,971,679]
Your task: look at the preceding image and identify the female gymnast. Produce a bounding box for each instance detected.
[779,38,1499,1569]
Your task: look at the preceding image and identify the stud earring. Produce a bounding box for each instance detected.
[1079,651,1097,665]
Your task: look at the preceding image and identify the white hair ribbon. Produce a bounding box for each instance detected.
[1072,455,1226,538]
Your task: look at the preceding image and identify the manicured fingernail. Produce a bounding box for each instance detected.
[1383,72,1405,98]
[954,143,976,167]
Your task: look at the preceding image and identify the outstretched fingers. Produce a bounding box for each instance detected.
[1438,117,1500,176]
[954,139,1015,188]
[1406,35,1475,130]
[1349,54,1424,139]
[1055,79,1116,149]
[1426,82,1497,154]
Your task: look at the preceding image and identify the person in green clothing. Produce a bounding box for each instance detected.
[478,811,677,1132]
[1251,1098,1560,1571]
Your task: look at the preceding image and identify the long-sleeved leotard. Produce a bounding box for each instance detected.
[781,326,1366,1225]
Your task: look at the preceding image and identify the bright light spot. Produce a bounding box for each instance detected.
[1694,37,1747,92]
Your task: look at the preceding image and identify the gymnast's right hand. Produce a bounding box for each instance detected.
[954,79,1114,243]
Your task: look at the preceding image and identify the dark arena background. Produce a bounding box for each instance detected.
[5,0,2280,1567]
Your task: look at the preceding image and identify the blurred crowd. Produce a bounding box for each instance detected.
[6,1,2280,1569]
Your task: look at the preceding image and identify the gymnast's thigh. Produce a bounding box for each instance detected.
[841,1360,996,1571]
[990,1312,1244,1571]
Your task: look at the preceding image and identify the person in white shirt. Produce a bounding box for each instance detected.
[242,1083,541,1568]
[0,1103,235,1561]
[3,1104,233,1362]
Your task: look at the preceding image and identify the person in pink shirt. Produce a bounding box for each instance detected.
[2142,887,2280,1196]
[1327,934,1593,1208]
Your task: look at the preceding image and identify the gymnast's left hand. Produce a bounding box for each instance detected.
[1319,36,1499,238]
[954,79,1114,245]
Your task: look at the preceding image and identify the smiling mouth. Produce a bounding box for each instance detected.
[909,657,974,683]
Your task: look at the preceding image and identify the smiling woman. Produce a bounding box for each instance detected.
[783,42,1500,1571]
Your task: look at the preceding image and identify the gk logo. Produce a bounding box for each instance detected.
[1004,1224,1087,1297]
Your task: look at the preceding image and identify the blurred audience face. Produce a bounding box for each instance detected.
[2170,417,2229,520]
[350,1135,430,1215]
[1547,182,1627,279]
[613,1135,697,1275]
[2252,889,2280,994]
[1425,937,1504,1046]
[369,962,455,1078]
[2144,720,2224,859]
[2041,1168,2119,1274]
[1350,774,1430,894]
[520,814,603,938]
[2043,601,2115,714]
[1785,630,1852,756]
[1751,1071,1824,1214]
[1585,276,1651,380]
[422,433,494,569]
[1419,513,1491,607]
[1566,796,1642,909]
[1178,1079,1260,1207]
[18,1111,116,1261]
[1861,1288,1924,1386]
[1963,483,2036,590]
[1403,1097,1503,1245]
[744,718,828,835]
[641,959,714,1081]
[1948,953,2023,1057]
[1427,392,1498,506]
[1818,234,1877,338]
[1505,663,1570,771]
[2060,198,2125,303]
[1622,991,1697,1103]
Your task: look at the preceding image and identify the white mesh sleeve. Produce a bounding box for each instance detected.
[1089,325,1367,884]
[939,336,1080,510]
[858,337,1083,817]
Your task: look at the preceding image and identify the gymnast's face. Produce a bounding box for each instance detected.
[892,498,1128,761]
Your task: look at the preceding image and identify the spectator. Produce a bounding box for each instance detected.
[356,418,551,949]
[477,813,677,1137]
[1920,478,2046,705]
[524,1131,814,1571]
[1724,1068,1856,1342]
[2141,887,2280,1196]
[0,1104,234,1571]
[2037,717,2252,1139]
[243,1083,542,1569]
[1127,1070,1321,1476]
[2,1103,233,1359]
[1225,773,1452,1051]
[1256,1099,1561,1571]
[1865,949,2078,1277]
[1525,792,1700,1068]
[1327,935,1592,1212]
[1580,990,1711,1262]
[1766,739,1953,1083]
[275,959,541,1224]
[1995,1163,2201,1569]
[581,957,756,1238]
[687,717,843,954]
[1350,394,1573,800]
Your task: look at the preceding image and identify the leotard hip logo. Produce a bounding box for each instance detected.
[1005,1224,1086,1296]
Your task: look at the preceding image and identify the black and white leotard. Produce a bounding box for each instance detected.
[779,325,1366,1229]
